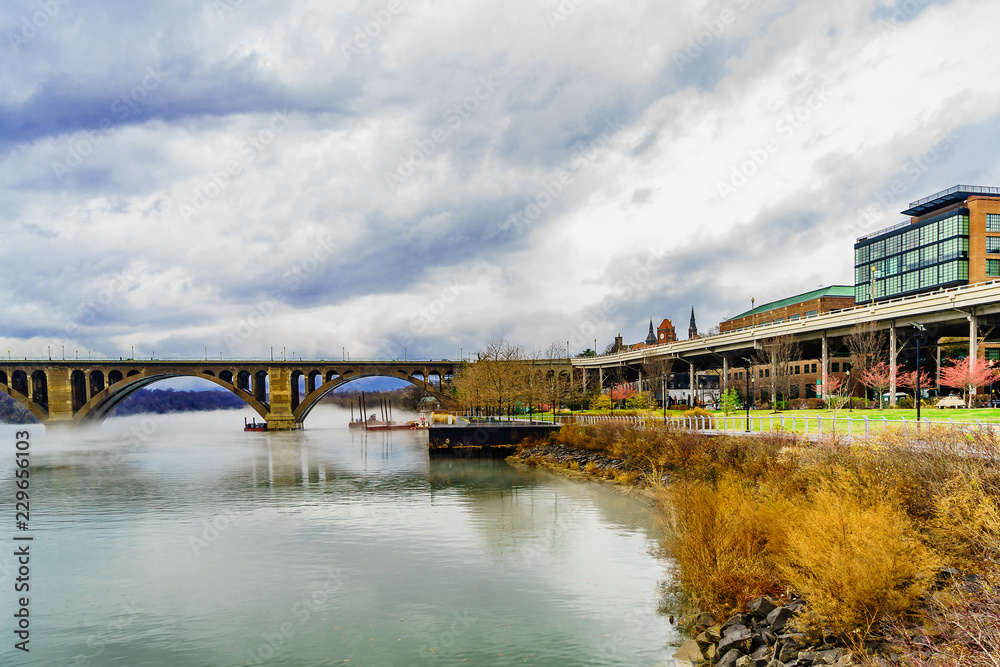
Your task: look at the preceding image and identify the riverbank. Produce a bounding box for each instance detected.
[507,422,1000,666]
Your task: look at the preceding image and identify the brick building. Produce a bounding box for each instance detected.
[720,286,855,333]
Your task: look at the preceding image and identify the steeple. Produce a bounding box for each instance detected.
[645,319,656,345]
[688,307,698,339]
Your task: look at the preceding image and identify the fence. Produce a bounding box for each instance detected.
[562,413,1000,439]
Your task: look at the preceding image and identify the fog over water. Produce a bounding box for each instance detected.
[0,408,679,666]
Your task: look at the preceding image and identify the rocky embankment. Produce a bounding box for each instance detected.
[673,596,855,667]
[511,444,653,484]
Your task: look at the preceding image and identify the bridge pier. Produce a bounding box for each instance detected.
[265,366,301,430]
[45,366,76,427]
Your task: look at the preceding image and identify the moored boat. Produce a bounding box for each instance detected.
[244,417,267,432]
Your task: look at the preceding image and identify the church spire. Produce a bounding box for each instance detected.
[645,319,656,345]
[688,307,698,339]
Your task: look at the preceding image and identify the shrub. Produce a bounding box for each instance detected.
[659,477,786,618]
[625,391,653,410]
[973,393,990,408]
[682,407,713,420]
[929,472,1000,569]
[588,394,613,411]
[790,398,827,410]
[776,473,940,638]
[898,397,914,409]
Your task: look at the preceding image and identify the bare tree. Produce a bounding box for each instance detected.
[540,342,574,420]
[755,334,800,409]
[846,322,886,401]
[462,337,526,419]
[643,353,675,410]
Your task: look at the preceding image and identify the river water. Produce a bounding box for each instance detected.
[0,407,680,666]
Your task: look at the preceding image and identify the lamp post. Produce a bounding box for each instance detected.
[909,322,926,423]
[661,373,667,423]
[741,356,753,432]
[847,369,852,412]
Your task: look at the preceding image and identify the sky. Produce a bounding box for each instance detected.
[3,0,1000,366]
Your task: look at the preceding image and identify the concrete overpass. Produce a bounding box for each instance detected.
[573,279,1000,403]
[0,360,459,430]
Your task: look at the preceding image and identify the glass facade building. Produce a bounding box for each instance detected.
[854,210,969,303]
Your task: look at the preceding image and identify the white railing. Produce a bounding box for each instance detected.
[565,413,1000,439]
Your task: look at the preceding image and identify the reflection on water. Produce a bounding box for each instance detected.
[0,407,679,666]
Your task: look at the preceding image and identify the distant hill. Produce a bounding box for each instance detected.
[0,388,246,425]
[110,388,246,416]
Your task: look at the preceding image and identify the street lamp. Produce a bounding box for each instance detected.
[661,373,667,423]
[847,368,853,411]
[741,356,753,431]
[909,322,926,423]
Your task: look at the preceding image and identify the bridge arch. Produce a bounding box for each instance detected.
[291,370,452,426]
[75,372,270,425]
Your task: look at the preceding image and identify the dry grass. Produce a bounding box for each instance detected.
[776,472,940,639]
[551,422,1000,646]
[658,476,787,618]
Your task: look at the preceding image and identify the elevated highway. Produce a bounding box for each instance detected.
[573,279,1000,402]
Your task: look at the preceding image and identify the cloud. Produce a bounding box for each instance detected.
[0,0,998,360]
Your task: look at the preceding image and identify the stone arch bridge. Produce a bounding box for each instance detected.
[0,360,459,430]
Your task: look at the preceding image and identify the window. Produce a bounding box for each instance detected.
[764,369,770,378]
[804,310,818,317]
[903,228,919,251]
[788,313,800,321]
[811,363,817,374]
[920,244,938,267]
[920,266,937,288]
[940,215,958,238]
[989,214,1000,232]
[759,369,764,378]
[988,259,1000,277]
[988,348,1000,361]
[794,365,800,375]
[920,222,937,246]
[960,260,969,280]
[886,234,901,256]
[902,271,919,292]
[773,318,784,324]
[987,237,1000,253]
[844,362,852,372]
[940,261,959,283]
[871,240,885,260]
[903,250,919,272]
[940,238,959,262]
[832,362,840,372]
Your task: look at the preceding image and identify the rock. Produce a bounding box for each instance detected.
[776,642,799,663]
[672,639,706,666]
[718,626,754,659]
[722,613,752,633]
[766,607,796,633]
[694,612,718,629]
[750,645,772,666]
[696,624,722,646]
[704,643,718,663]
[747,596,777,620]
[736,656,752,667]
[816,648,845,664]
[717,650,741,667]
[786,599,807,614]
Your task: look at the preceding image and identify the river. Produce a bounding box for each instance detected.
[0,407,680,666]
